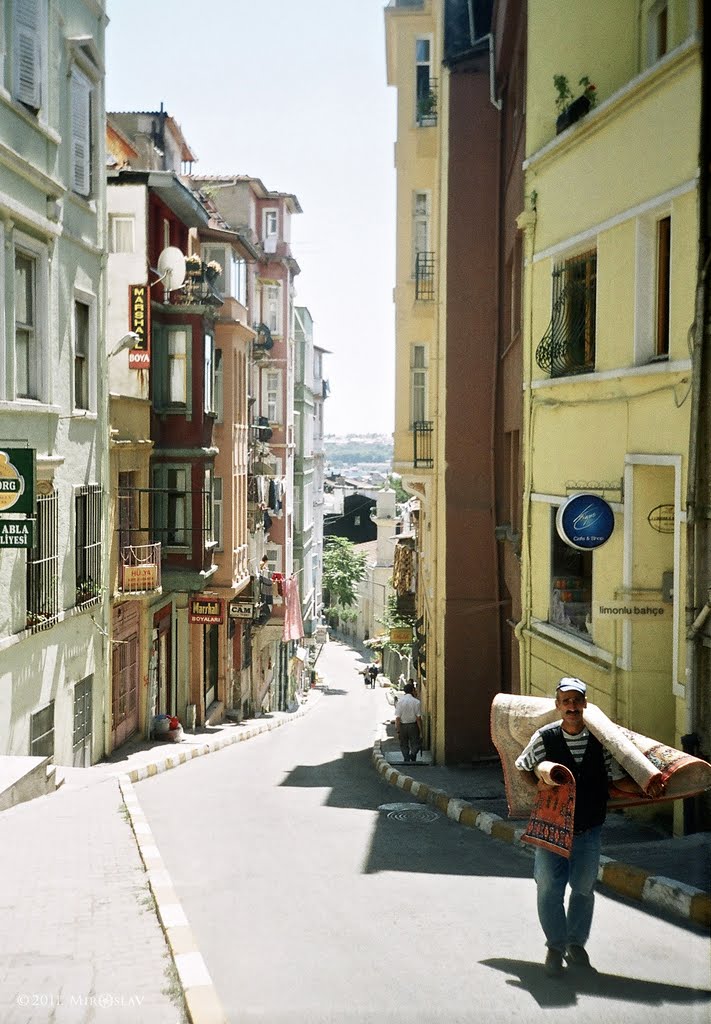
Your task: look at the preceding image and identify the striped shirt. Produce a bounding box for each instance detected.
[515,726,626,782]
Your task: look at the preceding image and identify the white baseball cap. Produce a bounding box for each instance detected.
[556,677,587,696]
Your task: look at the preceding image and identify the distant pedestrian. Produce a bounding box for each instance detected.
[367,663,379,689]
[515,677,664,977]
[395,682,422,764]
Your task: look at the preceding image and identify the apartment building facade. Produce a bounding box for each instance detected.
[0,0,109,765]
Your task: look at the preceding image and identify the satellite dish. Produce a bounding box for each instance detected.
[157,247,186,292]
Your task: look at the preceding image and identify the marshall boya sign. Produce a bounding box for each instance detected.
[189,597,224,624]
[128,284,151,369]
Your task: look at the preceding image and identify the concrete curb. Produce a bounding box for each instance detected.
[372,738,711,929]
[119,775,226,1024]
[118,696,318,785]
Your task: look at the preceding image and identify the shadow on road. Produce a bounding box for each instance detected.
[481,957,711,1010]
[280,748,530,878]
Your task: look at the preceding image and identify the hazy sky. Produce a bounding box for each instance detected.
[106,0,397,437]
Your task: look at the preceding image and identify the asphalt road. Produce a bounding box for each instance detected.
[136,639,711,1024]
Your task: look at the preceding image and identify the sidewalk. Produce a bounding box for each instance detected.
[371,685,711,930]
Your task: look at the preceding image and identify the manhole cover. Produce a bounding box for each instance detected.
[378,802,439,824]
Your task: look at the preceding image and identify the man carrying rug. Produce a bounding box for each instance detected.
[515,677,663,978]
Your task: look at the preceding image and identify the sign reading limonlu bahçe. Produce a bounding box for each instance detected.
[0,449,35,516]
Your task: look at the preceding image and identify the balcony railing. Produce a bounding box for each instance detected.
[119,542,162,594]
[413,420,433,468]
[415,252,436,301]
[416,78,438,126]
[535,252,597,377]
[117,487,213,569]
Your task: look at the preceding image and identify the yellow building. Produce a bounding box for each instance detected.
[385,0,443,754]
[519,1,702,825]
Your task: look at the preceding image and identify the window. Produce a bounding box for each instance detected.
[648,1,669,64]
[412,191,430,275]
[167,328,188,405]
[153,465,189,548]
[204,332,215,416]
[655,216,671,358]
[14,233,48,402]
[415,36,432,120]
[30,701,54,757]
[535,250,597,377]
[203,467,214,550]
[15,250,37,398]
[75,484,101,606]
[213,477,223,550]
[109,215,135,253]
[163,218,171,251]
[549,508,592,641]
[260,282,282,335]
[410,345,427,425]
[74,300,90,410]
[263,209,278,253]
[26,487,59,630]
[70,67,92,196]
[215,348,223,423]
[118,471,137,552]
[13,0,46,112]
[263,368,282,423]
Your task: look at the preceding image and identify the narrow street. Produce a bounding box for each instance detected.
[136,640,711,1024]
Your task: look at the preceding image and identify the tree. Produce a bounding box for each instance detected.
[322,536,367,612]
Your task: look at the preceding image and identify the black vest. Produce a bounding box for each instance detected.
[541,724,609,832]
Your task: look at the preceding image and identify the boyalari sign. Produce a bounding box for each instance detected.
[189,597,223,624]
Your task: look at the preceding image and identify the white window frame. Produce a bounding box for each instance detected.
[262,367,283,424]
[167,327,188,406]
[73,290,96,413]
[204,332,215,416]
[634,206,672,366]
[260,281,283,336]
[263,209,278,253]
[154,464,190,550]
[214,347,223,423]
[13,230,49,404]
[13,0,48,114]
[412,191,430,277]
[647,0,669,66]
[415,35,433,122]
[213,476,223,551]
[410,344,428,426]
[109,215,135,253]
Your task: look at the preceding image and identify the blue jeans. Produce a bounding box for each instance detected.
[533,825,602,952]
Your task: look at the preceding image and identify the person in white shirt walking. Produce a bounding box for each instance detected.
[395,682,422,764]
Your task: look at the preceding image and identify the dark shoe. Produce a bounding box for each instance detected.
[565,945,593,969]
[544,949,565,977]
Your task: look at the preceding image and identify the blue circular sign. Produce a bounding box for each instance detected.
[556,493,615,551]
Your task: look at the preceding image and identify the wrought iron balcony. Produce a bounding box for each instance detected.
[415,252,436,301]
[413,420,433,468]
[535,252,597,377]
[416,78,438,126]
[119,542,162,594]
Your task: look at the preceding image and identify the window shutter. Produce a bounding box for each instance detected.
[71,68,92,196]
[14,0,42,108]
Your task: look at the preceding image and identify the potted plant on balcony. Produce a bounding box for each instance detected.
[417,89,437,125]
[185,253,203,278]
[204,259,222,285]
[554,74,597,135]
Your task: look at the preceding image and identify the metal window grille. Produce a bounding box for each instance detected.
[413,420,434,468]
[415,252,436,301]
[535,251,597,377]
[26,489,59,631]
[30,701,55,757]
[75,484,102,606]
